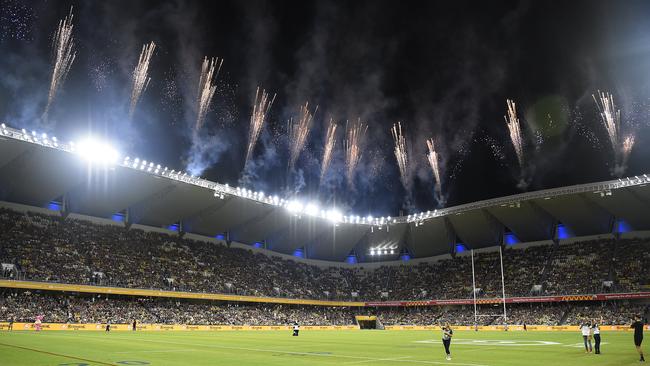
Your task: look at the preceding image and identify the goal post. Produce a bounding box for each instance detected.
[470,247,507,326]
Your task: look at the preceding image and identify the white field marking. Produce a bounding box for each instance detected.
[37,332,490,366]
[113,348,198,354]
[415,339,561,346]
[344,356,412,364]
[563,342,610,348]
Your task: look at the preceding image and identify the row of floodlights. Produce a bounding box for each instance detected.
[2,123,402,226]
[369,248,396,256]
[2,124,62,149]
[407,210,437,223]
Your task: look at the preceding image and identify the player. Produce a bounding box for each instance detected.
[523,323,527,332]
[292,322,300,336]
[8,317,13,331]
[132,319,137,331]
[34,315,43,332]
[105,320,111,332]
[591,320,601,354]
[580,322,592,353]
[631,316,645,362]
[442,323,453,361]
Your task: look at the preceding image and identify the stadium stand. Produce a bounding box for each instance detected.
[1,290,647,326]
[1,207,649,301]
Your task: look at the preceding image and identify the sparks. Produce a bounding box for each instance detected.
[504,99,524,168]
[288,102,317,170]
[129,41,156,119]
[43,7,76,119]
[391,122,409,188]
[320,119,337,182]
[344,118,368,188]
[245,87,275,168]
[622,134,635,166]
[195,56,223,131]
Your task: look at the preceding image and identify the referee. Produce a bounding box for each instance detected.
[631,316,645,362]
[442,323,453,361]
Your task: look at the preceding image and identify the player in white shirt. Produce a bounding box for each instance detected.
[580,322,593,353]
[292,322,300,336]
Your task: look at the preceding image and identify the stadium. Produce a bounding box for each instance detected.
[1,1,650,365]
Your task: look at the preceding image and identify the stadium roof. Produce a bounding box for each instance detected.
[1,125,650,262]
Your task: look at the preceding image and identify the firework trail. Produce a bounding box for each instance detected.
[391,122,409,188]
[320,119,337,182]
[426,138,442,189]
[245,87,276,168]
[288,102,317,170]
[593,91,619,150]
[129,42,156,118]
[504,99,524,168]
[592,91,636,176]
[43,7,76,119]
[195,56,223,132]
[344,118,368,188]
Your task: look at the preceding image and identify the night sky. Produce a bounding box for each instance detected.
[1,0,650,219]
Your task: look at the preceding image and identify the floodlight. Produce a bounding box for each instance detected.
[326,209,343,223]
[76,138,119,164]
[305,202,319,216]
[286,200,304,214]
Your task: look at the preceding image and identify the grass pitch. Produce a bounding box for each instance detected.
[0,330,645,366]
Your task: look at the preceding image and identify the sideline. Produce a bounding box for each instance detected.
[0,341,115,365]
[33,332,491,366]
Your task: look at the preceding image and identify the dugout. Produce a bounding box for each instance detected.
[356,316,378,329]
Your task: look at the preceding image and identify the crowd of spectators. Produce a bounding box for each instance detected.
[1,208,649,302]
[1,290,646,326]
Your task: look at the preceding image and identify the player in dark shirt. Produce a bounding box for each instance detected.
[442,323,453,361]
[631,316,645,362]
[132,319,137,331]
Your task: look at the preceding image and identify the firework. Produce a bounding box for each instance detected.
[426,138,442,188]
[504,99,524,168]
[129,42,156,118]
[245,87,275,167]
[43,7,76,119]
[288,102,317,170]
[344,118,368,188]
[195,56,223,131]
[592,91,620,150]
[391,122,409,187]
[592,91,637,176]
[320,119,337,181]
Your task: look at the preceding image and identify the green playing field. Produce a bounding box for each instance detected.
[0,330,645,366]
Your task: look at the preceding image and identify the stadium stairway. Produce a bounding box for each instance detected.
[139,301,163,323]
[606,239,619,284]
[537,243,558,294]
[559,305,574,325]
